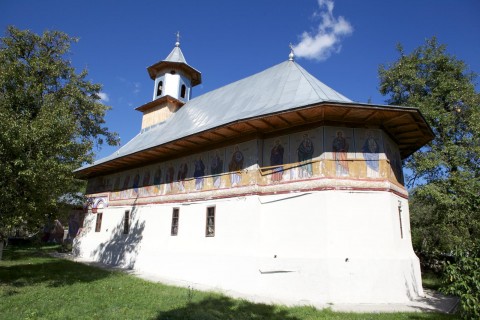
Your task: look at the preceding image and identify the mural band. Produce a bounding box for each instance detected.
[87,127,403,200]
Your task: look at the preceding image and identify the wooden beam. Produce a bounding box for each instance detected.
[340,108,352,119]
[295,111,308,122]
[183,138,199,146]
[195,135,214,142]
[244,121,261,131]
[277,115,292,126]
[211,131,227,139]
[160,145,179,152]
[225,126,241,134]
[260,118,276,130]
[383,113,411,126]
[362,111,377,122]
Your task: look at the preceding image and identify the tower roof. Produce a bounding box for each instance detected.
[164,45,187,64]
[147,42,201,86]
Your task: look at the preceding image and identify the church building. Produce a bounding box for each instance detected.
[73,37,433,305]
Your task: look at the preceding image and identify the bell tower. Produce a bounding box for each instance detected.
[136,33,202,129]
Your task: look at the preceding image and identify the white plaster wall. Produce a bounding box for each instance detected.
[74,190,424,304]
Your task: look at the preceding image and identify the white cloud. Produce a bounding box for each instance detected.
[98,92,109,102]
[293,0,353,61]
[133,82,141,94]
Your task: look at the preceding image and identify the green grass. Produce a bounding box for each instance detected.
[0,245,458,320]
[422,271,444,291]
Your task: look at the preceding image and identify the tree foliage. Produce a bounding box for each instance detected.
[0,26,119,237]
[379,37,480,253]
[442,243,480,320]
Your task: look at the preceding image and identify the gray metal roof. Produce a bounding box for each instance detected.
[78,60,352,171]
[164,45,187,64]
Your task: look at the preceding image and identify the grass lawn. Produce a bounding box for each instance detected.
[421,271,444,291]
[0,245,458,320]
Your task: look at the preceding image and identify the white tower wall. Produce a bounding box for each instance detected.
[153,72,192,101]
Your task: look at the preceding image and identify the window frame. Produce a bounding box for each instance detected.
[171,208,179,236]
[123,210,130,234]
[95,212,103,232]
[205,206,215,237]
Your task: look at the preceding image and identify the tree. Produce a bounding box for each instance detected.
[378,37,480,254]
[0,26,119,239]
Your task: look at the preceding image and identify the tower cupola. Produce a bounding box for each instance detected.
[136,33,202,129]
[147,33,201,102]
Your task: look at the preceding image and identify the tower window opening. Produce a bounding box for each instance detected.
[157,81,163,96]
[170,70,176,75]
[181,84,186,98]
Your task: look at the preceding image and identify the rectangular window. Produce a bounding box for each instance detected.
[95,212,103,232]
[123,210,130,234]
[206,206,215,237]
[171,208,179,236]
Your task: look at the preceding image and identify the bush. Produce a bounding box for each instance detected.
[442,242,480,319]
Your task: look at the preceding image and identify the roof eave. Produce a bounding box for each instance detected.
[146,61,202,86]
[74,101,433,179]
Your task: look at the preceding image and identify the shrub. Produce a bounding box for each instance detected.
[442,242,480,319]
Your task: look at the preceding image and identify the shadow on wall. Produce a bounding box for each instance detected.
[92,208,145,269]
[156,295,303,320]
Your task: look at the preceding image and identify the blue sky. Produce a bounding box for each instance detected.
[2,0,479,161]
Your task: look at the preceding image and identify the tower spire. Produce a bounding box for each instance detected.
[289,43,295,61]
[175,31,180,47]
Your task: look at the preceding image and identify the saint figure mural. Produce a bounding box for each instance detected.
[141,170,151,196]
[333,130,349,177]
[385,143,403,184]
[112,176,122,200]
[210,151,223,188]
[165,166,175,194]
[228,146,244,187]
[270,140,284,182]
[152,167,162,195]
[177,163,188,192]
[113,176,121,191]
[132,173,141,196]
[297,134,314,178]
[362,130,380,178]
[194,158,206,190]
[121,175,131,199]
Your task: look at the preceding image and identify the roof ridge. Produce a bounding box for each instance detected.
[291,61,326,101]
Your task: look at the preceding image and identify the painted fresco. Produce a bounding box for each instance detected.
[193,156,206,191]
[176,157,189,192]
[290,128,323,180]
[383,135,404,185]
[263,135,289,183]
[324,127,355,177]
[208,149,225,189]
[225,140,256,187]
[85,128,407,201]
[354,128,384,179]
[164,161,175,194]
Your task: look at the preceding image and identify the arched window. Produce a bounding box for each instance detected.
[156,81,163,96]
[180,84,186,98]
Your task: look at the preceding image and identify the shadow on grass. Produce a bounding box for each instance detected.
[0,256,113,290]
[156,295,301,320]
[1,243,60,261]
